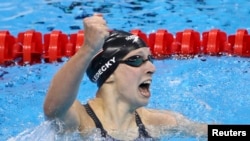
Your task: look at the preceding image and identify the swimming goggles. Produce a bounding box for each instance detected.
[119,55,153,67]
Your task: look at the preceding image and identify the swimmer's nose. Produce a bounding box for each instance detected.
[145,60,156,75]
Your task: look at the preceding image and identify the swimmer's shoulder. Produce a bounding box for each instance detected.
[73,100,96,132]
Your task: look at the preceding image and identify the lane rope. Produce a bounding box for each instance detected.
[0,29,249,66]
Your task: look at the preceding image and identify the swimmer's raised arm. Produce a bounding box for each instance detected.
[43,14,109,123]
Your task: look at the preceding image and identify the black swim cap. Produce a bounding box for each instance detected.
[86,30,148,87]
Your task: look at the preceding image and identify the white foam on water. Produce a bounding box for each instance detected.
[7,120,109,141]
[7,120,207,141]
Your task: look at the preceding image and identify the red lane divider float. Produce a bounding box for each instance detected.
[0,29,250,66]
[149,29,173,58]
[175,29,200,55]
[69,30,84,55]
[17,30,43,64]
[0,31,16,65]
[44,30,68,63]
[202,29,227,55]
[228,29,250,57]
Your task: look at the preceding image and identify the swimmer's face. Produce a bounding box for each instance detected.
[112,47,155,107]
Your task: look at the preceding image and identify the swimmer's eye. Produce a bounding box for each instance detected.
[119,55,153,67]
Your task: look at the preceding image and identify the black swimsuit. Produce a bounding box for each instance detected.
[84,103,159,141]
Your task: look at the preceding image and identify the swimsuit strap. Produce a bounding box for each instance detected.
[135,111,151,138]
[83,103,107,137]
[84,103,151,139]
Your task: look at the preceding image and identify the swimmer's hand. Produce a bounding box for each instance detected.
[82,13,109,53]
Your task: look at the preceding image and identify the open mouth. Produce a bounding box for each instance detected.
[138,80,151,98]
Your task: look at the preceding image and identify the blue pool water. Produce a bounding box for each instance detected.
[1,0,250,141]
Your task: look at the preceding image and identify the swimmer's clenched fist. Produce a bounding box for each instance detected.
[83,13,109,53]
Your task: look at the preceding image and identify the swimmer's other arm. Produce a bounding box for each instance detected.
[141,108,208,138]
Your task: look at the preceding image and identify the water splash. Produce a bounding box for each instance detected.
[7,120,103,141]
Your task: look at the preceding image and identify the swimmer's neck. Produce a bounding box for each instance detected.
[89,88,139,130]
